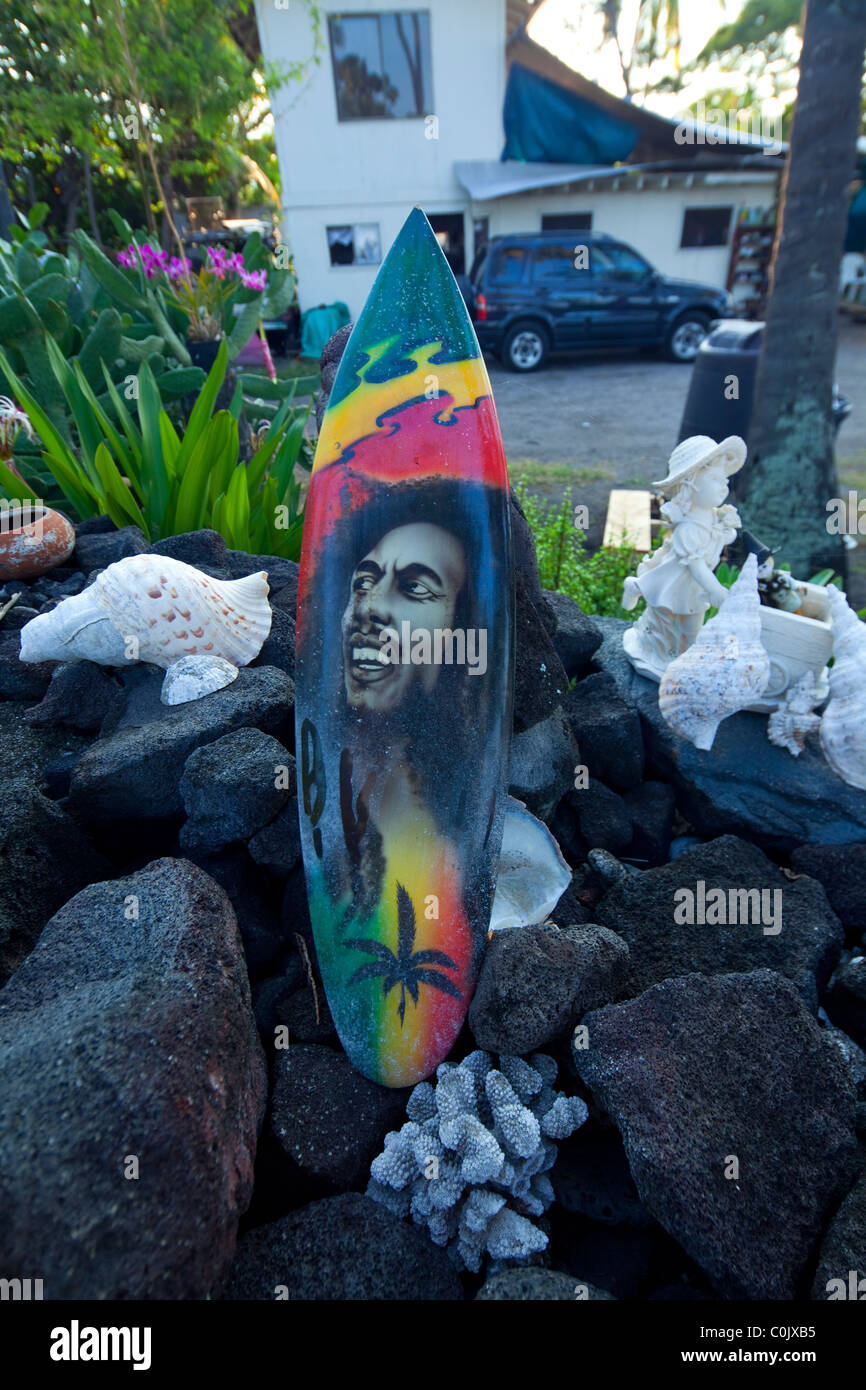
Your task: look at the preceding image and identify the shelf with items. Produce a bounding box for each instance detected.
[727,207,777,317]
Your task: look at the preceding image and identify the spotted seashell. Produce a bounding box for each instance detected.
[658,554,770,751]
[19,553,271,669]
[160,654,239,706]
[819,586,866,789]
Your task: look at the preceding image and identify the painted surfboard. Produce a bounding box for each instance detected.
[295,208,514,1087]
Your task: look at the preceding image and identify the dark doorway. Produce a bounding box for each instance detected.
[427,212,466,275]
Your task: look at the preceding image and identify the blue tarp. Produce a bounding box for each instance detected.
[844,162,866,253]
[502,62,640,166]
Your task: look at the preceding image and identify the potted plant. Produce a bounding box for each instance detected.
[116,242,266,367]
[0,397,75,579]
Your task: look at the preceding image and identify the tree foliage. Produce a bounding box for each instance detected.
[0,1,322,241]
[583,0,685,101]
[697,0,803,66]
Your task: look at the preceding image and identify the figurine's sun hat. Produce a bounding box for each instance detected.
[653,435,746,491]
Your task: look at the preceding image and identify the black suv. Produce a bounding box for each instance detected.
[470,231,732,371]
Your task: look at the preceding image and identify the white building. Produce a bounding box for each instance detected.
[255,0,783,318]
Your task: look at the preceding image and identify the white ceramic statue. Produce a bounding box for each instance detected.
[622,435,745,680]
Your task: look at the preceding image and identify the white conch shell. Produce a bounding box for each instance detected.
[767,670,821,756]
[658,554,770,750]
[19,554,271,670]
[160,654,239,706]
[819,585,866,789]
[489,796,572,933]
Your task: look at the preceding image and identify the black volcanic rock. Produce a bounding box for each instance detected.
[574,969,857,1299]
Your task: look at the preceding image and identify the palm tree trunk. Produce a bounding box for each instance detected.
[737,0,866,579]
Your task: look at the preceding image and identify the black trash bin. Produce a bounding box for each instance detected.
[678,319,764,444]
[678,319,851,444]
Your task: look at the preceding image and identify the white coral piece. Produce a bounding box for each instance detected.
[367,1049,586,1272]
[485,1070,541,1158]
[499,1053,543,1101]
[541,1092,589,1139]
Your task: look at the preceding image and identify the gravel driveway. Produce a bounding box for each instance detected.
[490,319,866,563]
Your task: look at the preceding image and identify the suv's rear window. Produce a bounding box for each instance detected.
[487,246,528,285]
[469,245,488,284]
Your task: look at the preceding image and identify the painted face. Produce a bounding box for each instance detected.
[341,522,467,712]
[692,461,730,508]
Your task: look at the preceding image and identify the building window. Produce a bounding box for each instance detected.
[329,11,433,121]
[327,223,382,266]
[681,206,733,248]
[541,213,593,231]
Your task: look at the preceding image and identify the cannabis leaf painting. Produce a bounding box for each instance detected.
[345,882,462,1025]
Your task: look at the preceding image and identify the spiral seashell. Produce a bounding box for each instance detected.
[767,671,822,756]
[819,585,866,789]
[19,553,271,670]
[658,554,770,750]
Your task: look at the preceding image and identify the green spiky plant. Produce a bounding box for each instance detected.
[0,204,308,443]
[0,340,312,560]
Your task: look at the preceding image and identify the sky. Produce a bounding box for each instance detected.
[527,0,798,118]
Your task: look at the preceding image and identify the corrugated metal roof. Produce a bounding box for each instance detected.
[455,158,780,200]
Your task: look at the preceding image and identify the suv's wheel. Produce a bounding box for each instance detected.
[503,323,549,372]
[665,312,710,363]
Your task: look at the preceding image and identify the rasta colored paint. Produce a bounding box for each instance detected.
[295,208,514,1086]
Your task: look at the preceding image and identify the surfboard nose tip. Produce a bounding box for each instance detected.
[402,204,439,242]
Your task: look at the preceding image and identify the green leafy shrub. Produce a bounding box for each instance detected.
[515,481,649,619]
[517,480,861,624]
[0,205,294,441]
[0,340,311,560]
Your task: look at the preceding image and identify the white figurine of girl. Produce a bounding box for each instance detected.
[623,435,746,679]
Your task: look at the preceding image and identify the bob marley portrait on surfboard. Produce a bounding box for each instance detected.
[295,209,514,1088]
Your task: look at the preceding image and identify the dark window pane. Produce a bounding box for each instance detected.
[681,206,733,248]
[488,246,528,284]
[532,243,585,281]
[330,11,432,121]
[541,213,593,231]
[329,16,391,119]
[328,225,355,266]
